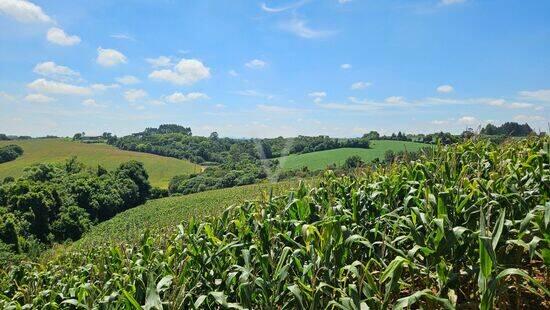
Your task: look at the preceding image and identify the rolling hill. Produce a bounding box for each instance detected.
[0,139,201,188]
[71,179,311,249]
[276,140,429,171]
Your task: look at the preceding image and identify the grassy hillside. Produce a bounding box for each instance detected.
[0,139,200,188]
[73,179,311,248]
[276,140,428,171]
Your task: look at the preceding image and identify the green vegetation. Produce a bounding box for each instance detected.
[1,137,547,308]
[0,139,200,188]
[74,180,310,248]
[0,144,23,164]
[480,121,534,136]
[276,140,428,171]
[0,158,151,262]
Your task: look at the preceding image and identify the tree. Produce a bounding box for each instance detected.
[116,161,151,205]
[51,206,91,241]
[343,155,364,169]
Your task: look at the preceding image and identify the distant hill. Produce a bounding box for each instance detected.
[275,140,429,171]
[0,139,200,188]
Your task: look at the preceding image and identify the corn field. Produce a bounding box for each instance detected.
[1,137,549,309]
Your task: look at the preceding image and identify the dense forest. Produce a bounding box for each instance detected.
[0,144,23,164]
[0,158,151,262]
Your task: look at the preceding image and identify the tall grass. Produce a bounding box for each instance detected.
[1,137,548,309]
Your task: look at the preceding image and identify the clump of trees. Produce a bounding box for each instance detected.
[0,158,150,261]
[480,122,533,136]
[0,134,10,141]
[0,145,23,164]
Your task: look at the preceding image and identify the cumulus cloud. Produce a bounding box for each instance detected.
[124,89,147,102]
[341,64,352,69]
[27,78,91,95]
[46,27,81,46]
[458,116,477,125]
[228,70,239,77]
[149,58,210,85]
[96,47,127,67]
[24,93,54,103]
[164,92,209,103]
[146,56,172,68]
[437,84,454,93]
[518,89,550,102]
[308,91,326,103]
[33,61,80,81]
[280,18,334,39]
[116,75,140,85]
[385,96,406,104]
[0,0,52,23]
[245,59,267,69]
[351,81,371,90]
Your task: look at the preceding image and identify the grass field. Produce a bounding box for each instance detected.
[0,139,201,188]
[71,179,312,249]
[276,140,429,171]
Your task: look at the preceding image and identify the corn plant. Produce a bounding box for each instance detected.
[1,137,548,309]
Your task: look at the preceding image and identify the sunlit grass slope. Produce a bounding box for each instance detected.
[73,180,311,248]
[0,139,200,188]
[277,140,429,171]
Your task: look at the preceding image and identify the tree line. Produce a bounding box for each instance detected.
[0,158,151,262]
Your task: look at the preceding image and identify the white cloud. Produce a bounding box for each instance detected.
[440,0,466,6]
[436,84,454,93]
[260,1,306,13]
[341,64,352,69]
[518,89,550,102]
[124,89,147,102]
[27,79,91,95]
[508,102,534,109]
[458,116,477,125]
[339,0,352,3]
[308,91,327,98]
[318,102,374,112]
[46,27,81,46]
[309,91,327,104]
[215,103,226,108]
[165,92,209,103]
[245,59,267,69]
[385,96,406,104]
[33,61,80,81]
[116,75,140,85]
[96,47,127,67]
[24,93,54,103]
[513,114,545,122]
[280,18,334,39]
[82,98,105,108]
[90,83,119,91]
[149,58,210,85]
[351,81,371,90]
[228,70,239,77]
[0,0,52,23]
[146,56,172,68]
[431,120,449,125]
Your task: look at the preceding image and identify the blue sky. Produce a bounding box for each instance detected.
[0,0,549,137]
